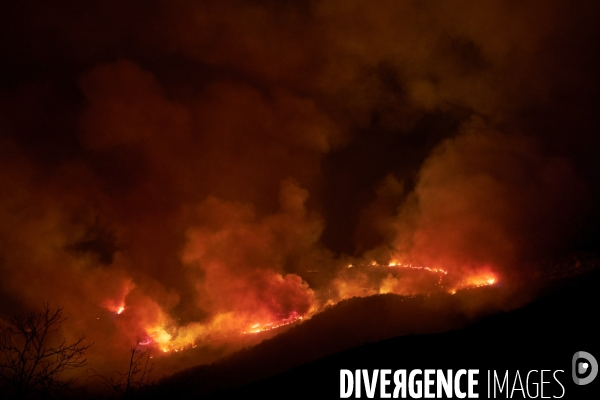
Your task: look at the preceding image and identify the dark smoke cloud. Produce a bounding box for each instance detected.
[0,0,599,378]
[387,118,586,280]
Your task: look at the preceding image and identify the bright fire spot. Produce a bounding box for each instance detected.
[329,259,499,306]
[449,271,498,292]
[362,259,497,295]
[243,312,303,334]
[102,279,134,315]
[112,259,499,357]
[384,261,448,275]
[103,302,126,315]
[146,326,174,353]
[383,259,498,293]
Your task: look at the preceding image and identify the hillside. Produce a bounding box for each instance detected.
[149,264,599,399]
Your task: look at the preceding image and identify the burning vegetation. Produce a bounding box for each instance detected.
[100,256,499,356]
[0,0,599,390]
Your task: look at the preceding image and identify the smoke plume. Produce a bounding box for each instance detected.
[0,0,598,378]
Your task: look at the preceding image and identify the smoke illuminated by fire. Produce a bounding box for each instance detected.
[0,0,597,383]
[243,312,304,334]
[101,256,498,355]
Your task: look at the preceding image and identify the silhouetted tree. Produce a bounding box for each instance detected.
[93,340,155,399]
[0,304,93,399]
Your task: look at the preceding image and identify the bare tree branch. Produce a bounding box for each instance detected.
[0,304,93,399]
[90,339,155,399]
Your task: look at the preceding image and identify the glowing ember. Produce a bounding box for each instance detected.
[385,260,448,275]
[102,279,135,315]
[341,259,497,297]
[243,312,304,334]
[385,261,448,286]
[105,258,498,357]
[103,302,127,315]
[383,260,497,293]
[448,271,498,293]
[147,326,174,353]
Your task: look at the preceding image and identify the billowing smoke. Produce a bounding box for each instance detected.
[373,118,586,283]
[180,179,323,330]
[0,0,598,379]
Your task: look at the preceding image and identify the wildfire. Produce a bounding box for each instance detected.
[144,325,198,353]
[131,309,308,354]
[450,273,497,292]
[103,302,126,315]
[331,259,498,302]
[103,258,498,356]
[102,279,134,315]
[384,260,497,292]
[243,312,304,334]
[387,260,448,275]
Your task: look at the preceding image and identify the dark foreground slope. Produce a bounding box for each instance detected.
[152,266,599,399]
[223,269,600,399]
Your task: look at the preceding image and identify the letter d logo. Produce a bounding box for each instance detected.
[572,351,598,385]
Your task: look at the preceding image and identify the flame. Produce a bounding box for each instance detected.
[101,258,498,356]
[133,309,308,354]
[450,271,497,291]
[104,302,126,315]
[243,312,303,334]
[330,259,497,302]
[102,279,134,315]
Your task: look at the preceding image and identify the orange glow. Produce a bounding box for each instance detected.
[104,302,126,315]
[329,259,498,303]
[102,279,134,315]
[385,261,448,276]
[448,270,498,293]
[243,312,304,334]
[132,308,310,354]
[100,258,499,356]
